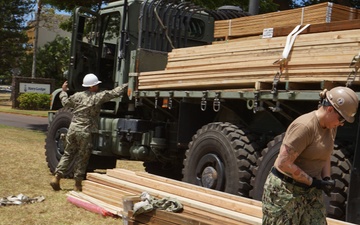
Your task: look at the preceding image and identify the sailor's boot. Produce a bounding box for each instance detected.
[74,179,82,192]
[50,174,61,191]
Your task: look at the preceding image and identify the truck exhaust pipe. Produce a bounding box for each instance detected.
[249,0,260,15]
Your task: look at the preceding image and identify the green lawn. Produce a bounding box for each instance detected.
[0,125,121,224]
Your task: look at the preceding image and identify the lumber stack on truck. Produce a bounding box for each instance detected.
[66,169,356,225]
[137,2,360,91]
[214,2,360,40]
[138,29,360,90]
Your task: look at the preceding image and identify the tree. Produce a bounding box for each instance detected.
[20,36,70,87]
[190,0,279,13]
[37,36,71,87]
[0,0,35,84]
[41,0,113,11]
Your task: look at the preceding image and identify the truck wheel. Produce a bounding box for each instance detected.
[249,133,284,200]
[327,146,351,221]
[182,122,259,197]
[44,108,74,177]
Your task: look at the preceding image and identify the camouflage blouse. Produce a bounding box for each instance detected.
[59,85,125,132]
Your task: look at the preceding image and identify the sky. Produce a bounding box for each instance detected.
[25,2,70,23]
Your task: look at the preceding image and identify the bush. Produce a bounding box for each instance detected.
[17,93,50,110]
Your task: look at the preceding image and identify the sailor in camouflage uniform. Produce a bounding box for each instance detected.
[262,87,358,225]
[50,73,128,191]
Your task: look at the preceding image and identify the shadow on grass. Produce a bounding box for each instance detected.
[28,123,48,132]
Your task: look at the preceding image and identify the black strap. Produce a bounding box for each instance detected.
[271,167,309,189]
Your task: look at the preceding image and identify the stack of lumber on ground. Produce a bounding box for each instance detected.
[66,168,355,225]
[138,28,360,90]
[214,2,360,39]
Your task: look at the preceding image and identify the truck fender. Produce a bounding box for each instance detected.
[50,88,64,111]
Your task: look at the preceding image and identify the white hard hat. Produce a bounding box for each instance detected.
[82,73,102,87]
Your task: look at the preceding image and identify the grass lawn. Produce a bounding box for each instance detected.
[0,104,145,224]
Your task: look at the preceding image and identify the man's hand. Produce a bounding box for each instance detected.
[120,83,128,93]
[311,177,335,197]
[122,83,128,89]
[62,81,68,92]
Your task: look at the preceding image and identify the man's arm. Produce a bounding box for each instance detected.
[59,81,74,107]
[97,83,128,104]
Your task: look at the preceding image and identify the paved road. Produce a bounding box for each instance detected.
[0,112,48,132]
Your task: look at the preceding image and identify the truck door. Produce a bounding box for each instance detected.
[68,7,100,90]
[347,115,360,224]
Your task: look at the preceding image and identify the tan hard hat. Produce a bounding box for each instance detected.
[326,86,359,123]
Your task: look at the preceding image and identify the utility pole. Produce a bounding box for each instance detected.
[31,0,42,78]
[249,0,260,15]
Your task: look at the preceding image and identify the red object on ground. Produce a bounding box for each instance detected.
[66,196,114,217]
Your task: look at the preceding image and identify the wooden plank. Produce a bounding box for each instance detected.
[81,170,354,225]
[271,18,360,38]
[138,72,351,85]
[166,44,358,69]
[129,209,213,225]
[130,212,183,225]
[128,221,146,225]
[180,205,249,225]
[138,66,352,82]
[66,191,121,215]
[213,2,360,39]
[106,169,263,219]
[86,173,263,225]
[135,171,262,207]
[85,175,257,224]
[138,78,352,90]
[138,28,360,90]
[83,185,124,207]
[170,29,360,58]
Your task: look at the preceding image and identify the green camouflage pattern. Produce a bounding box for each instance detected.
[55,84,127,179]
[59,85,126,132]
[55,129,92,179]
[262,173,326,225]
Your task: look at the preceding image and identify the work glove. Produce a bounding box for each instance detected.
[310,177,335,197]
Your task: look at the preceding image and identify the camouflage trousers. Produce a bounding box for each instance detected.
[262,172,326,225]
[55,129,93,180]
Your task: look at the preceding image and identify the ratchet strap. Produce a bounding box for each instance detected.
[346,52,360,87]
[272,24,310,94]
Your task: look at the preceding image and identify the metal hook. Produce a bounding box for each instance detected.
[213,92,221,112]
[201,91,207,111]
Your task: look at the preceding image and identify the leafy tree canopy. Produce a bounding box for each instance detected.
[0,0,35,83]
[20,36,70,88]
[41,0,116,11]
[40,0,360,17]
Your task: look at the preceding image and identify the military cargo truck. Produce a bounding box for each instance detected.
[44,0,360,223]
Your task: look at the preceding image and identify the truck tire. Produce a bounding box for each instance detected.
[249,134,351,221]
[44,108,74,177]
[328,146,351,221]
[182,122,259,197]
[249,133,284,200]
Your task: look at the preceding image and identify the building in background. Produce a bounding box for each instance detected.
[26,14,71,50]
